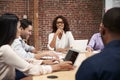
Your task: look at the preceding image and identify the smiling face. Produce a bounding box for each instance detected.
[56,18,64,30]
[21,25,33,39]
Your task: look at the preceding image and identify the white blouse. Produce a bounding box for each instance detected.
[48,31,74,50]
[0,45,52,80]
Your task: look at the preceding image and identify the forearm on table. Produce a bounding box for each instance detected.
[86,47,93,52]
[49,34,57,48]
[56,48,69,52]
[51,64,61,72]
[31,49,38,54]
[51,61,73,72]
[34,54,42,60]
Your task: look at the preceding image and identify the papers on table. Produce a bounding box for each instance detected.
[93,50,101,54]
[41,51,64,60]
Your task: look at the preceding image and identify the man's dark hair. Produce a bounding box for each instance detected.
[0,13,19,46]
[20,19,32,29]
[103,7,120,34]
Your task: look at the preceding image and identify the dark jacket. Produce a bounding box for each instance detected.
[76,40,120,80]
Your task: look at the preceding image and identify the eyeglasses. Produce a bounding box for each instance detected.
[56,21,64,24]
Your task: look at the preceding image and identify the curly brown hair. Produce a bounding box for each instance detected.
[52,15,70,33]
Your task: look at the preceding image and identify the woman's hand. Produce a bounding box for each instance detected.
[51,61,74,72]
[86,47,93,53]
[55,28,63,36]
[42,59,60,65]
[56,47,71,53]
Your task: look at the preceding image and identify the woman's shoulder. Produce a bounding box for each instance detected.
[66,31,72,33]
[49,33,55,36]
[49,32,55,34]
[1,44,11,49]
[66,31,73,34]
[0,44,11,52]
[0,45,11,49]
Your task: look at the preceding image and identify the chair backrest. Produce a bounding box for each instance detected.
[72,39,88,52]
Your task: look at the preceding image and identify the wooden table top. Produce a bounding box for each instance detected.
[21,52,96,80]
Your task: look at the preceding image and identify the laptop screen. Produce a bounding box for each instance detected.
[64,49,79,65]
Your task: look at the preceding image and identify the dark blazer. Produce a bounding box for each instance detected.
[76,40,120,80]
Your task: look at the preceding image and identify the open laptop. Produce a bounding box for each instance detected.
[40,49,79,65]
[64,49,79,65]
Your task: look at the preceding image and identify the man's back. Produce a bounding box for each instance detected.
[76,40,120,80]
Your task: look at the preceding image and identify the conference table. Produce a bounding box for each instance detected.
[21,51,96,80]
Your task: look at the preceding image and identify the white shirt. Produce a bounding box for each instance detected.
[0,45,52,80]
[48,31,74,50]
[11,37,35,59]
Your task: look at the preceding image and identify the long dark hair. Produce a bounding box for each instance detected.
[0,13,19,46]
[52,15,70,33]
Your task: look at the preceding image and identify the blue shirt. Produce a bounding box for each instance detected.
[76,40,120,80]
[11,37,35,59]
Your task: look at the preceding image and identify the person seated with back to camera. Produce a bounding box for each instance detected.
[86,23,104,53]
[47,15,74,53]
[76,7,120,80]
[0,13,74,80]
